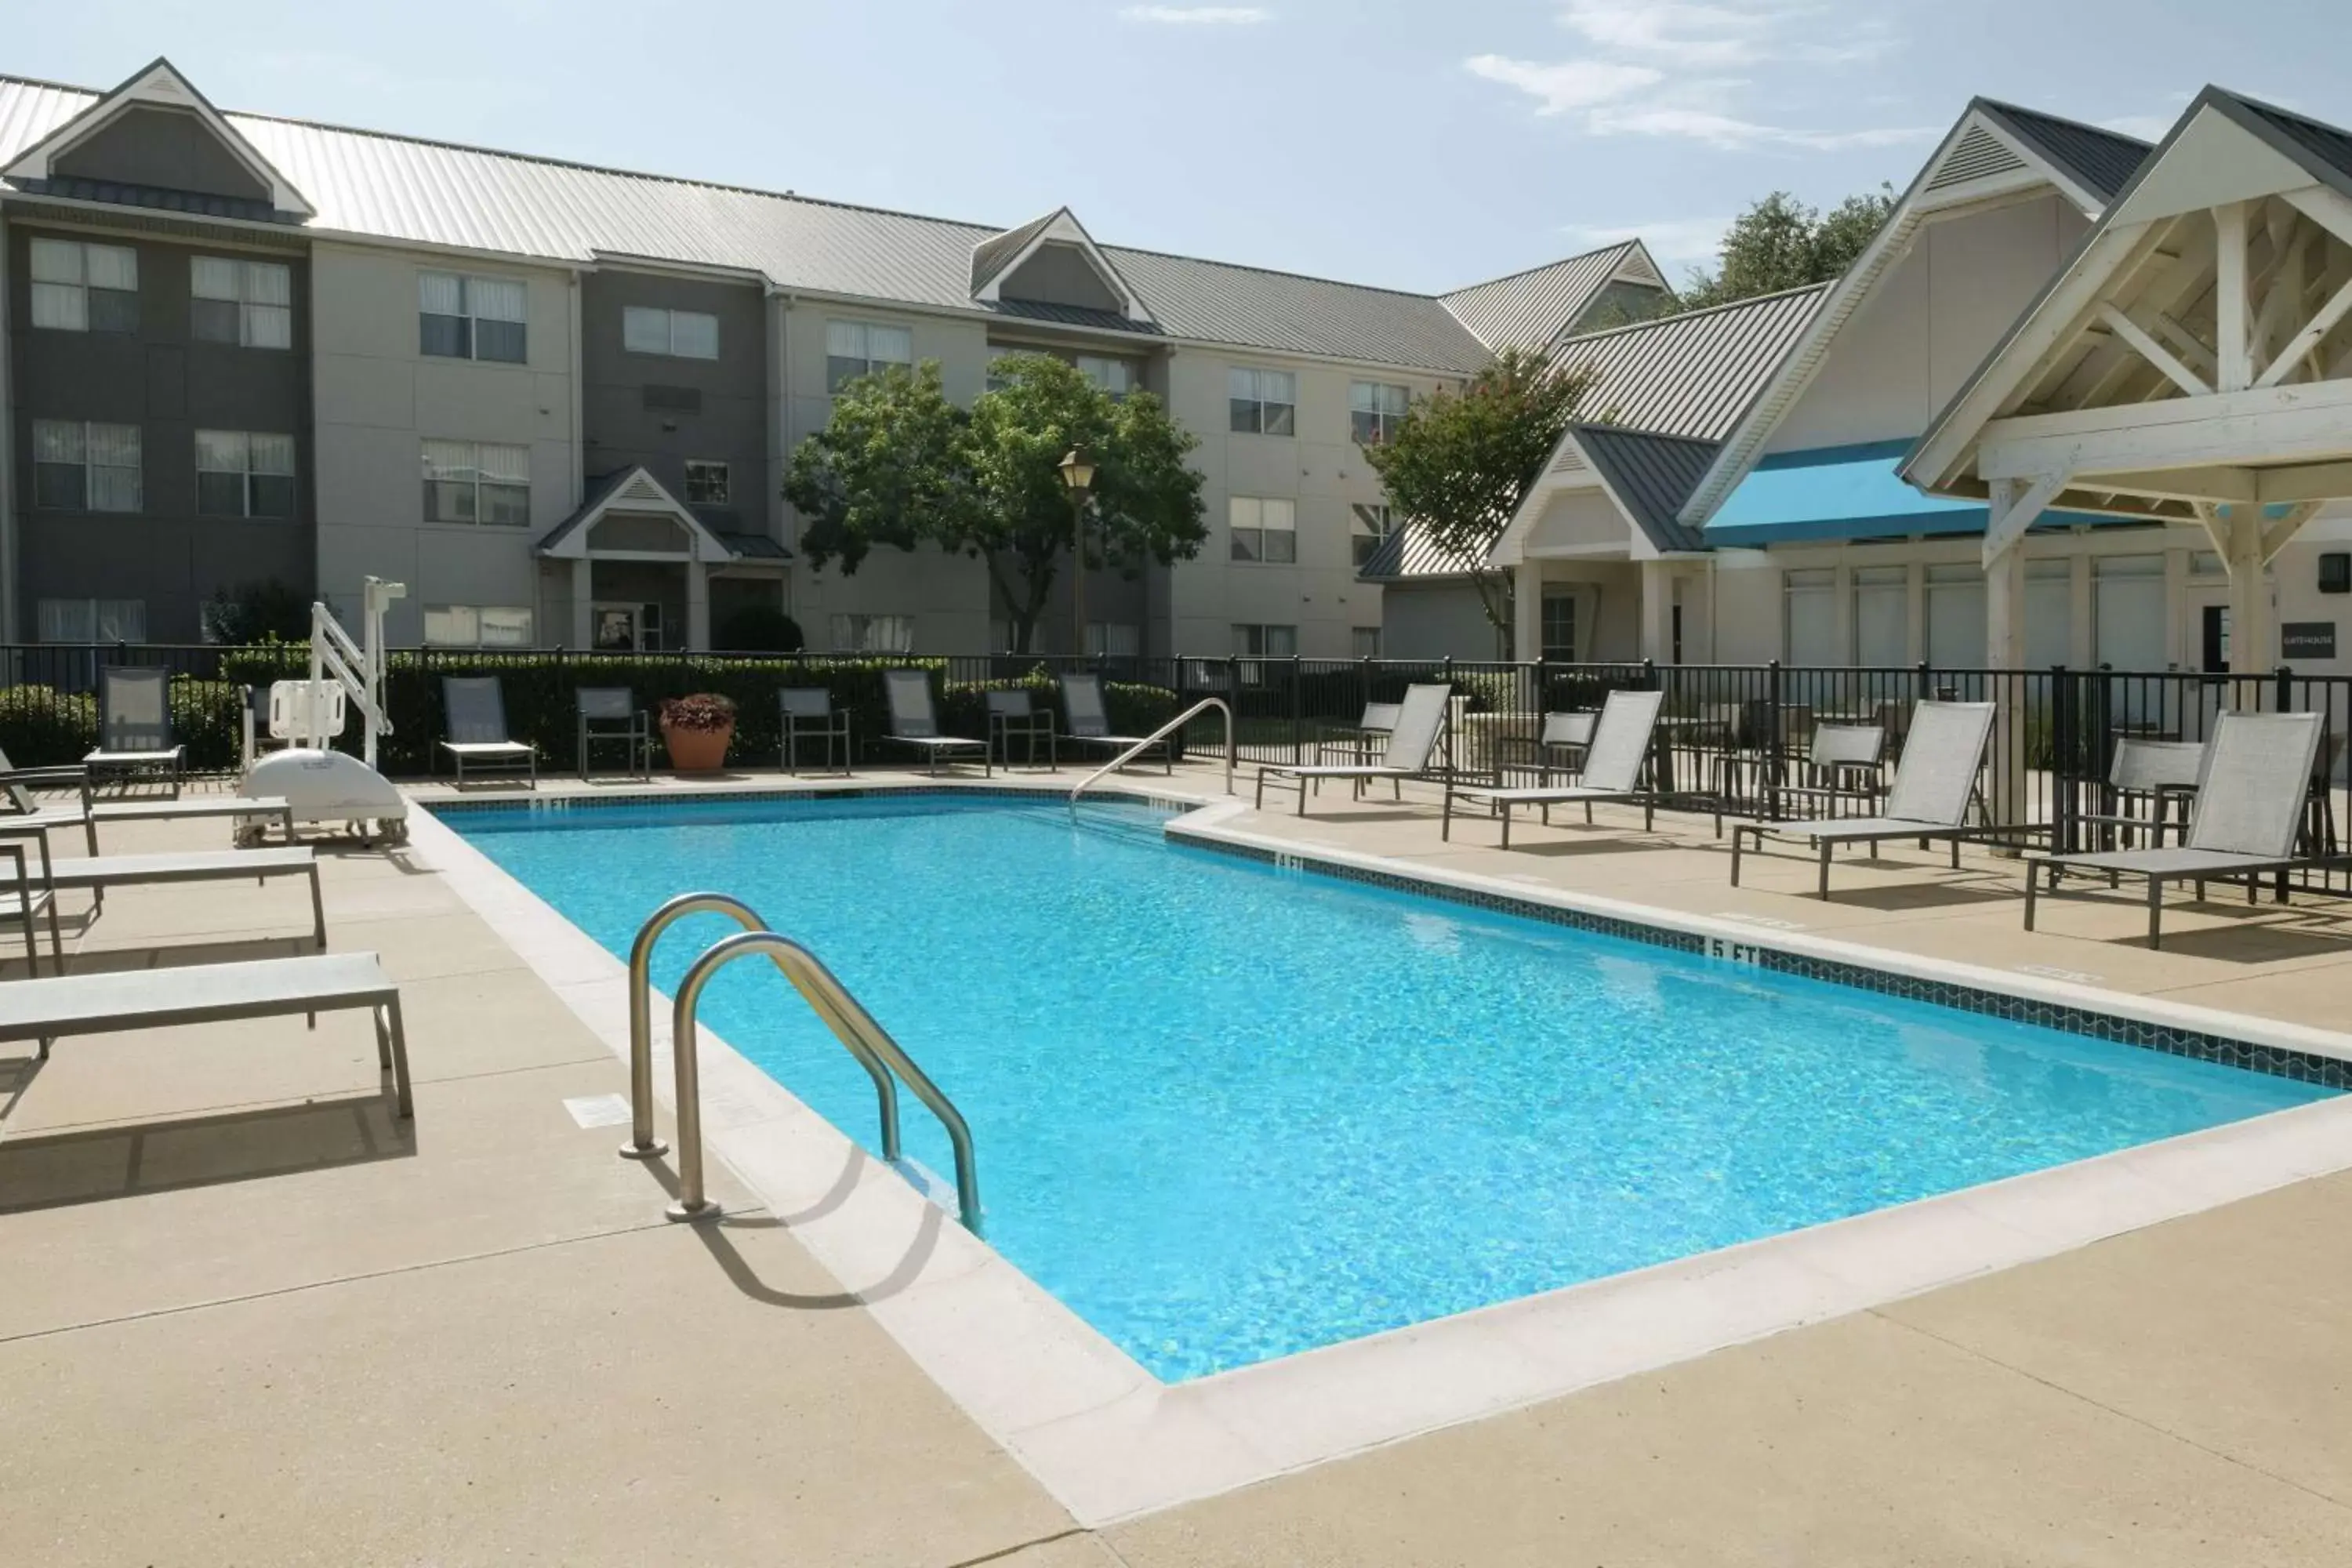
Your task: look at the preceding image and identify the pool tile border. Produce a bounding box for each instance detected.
[405,779,2352,1530]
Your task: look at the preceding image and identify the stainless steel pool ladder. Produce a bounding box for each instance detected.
[621,892,983,1232]
[1068,697,1236,818]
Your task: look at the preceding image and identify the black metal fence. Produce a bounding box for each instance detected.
[2,644,2345,891]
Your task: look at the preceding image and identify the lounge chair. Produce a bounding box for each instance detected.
[985,690,1057,771]
[1442,688,1666,847]
[1314,701,1402,766]
[438,677,538,789]
[1254,683,1450,816]
[1059,673,1169,773]
[1729,700,2009,898]
[881,670,989,776]
[0,815,327,961]
[779,688,852,775]
[83,666,185,797]
[2076,736,2206,851]
[0,748,295,855]
[2025,711,2331,949]
[576,688,650,782]
[0,951,411,1116]
[1492,710,1598,786]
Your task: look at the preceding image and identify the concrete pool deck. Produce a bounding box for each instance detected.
[4,765,2352,1563]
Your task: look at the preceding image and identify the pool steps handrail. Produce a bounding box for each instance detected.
[1069,697,1235,817]
[622,894,983,1232]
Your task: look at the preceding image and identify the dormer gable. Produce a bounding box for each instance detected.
[3,57,313,220]
[970,207,1152,324]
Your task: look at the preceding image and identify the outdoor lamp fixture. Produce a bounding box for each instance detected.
[1060,446,1095,659]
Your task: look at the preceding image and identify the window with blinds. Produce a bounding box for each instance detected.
[421,439,531,525]
[196,430,296,517]
[29,238,137,333]
[191,256,292,348]
[419,271,528,362]
[32,420,141,513]
[825,320,913,393]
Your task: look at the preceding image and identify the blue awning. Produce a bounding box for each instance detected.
[1705,440,1985,545]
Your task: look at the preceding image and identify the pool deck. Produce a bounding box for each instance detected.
[5,763,2352,1563]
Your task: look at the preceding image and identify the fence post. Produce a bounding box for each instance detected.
[1290,654,1304,765]
[2277,662,2298,902]
[1225,655,1240,764]
[2050,664,2076,856]
[1766,659,1783,819]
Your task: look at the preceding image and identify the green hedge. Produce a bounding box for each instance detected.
[0,679,247,771]
[212,649,1186,775]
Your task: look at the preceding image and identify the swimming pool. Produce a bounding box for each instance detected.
[448,792,2332,1381]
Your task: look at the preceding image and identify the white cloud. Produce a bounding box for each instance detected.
[1119,5,1271,22]
[1462,56,1662,116]
[1562,216,1730,267]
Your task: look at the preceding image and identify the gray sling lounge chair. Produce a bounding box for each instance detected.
[882,670,989,776]
[0,951,411,1115]
[1729,700,2005,898]
[1254,683,1450,816]
[1443,688,1667,847]
[2024,711,2328,949]
[83,666,186,797]
[439,677,538,788]
[1059,673,1169,773]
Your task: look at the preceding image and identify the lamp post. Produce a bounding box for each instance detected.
[1059,445,1095,659]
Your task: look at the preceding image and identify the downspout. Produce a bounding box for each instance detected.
[0,208,16,642]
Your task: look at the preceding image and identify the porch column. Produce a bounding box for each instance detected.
[2225,506,2270,673]
[686,558,712,652]
[570,557,593,648]
[1638,559,1671,663]
[1512,564,1543,662]
[1984,476,2060,829]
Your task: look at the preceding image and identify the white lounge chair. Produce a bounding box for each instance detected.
[1729,700,2009,898]
[0,951,411,1116]
[881,670,989,776]
[0,747,294,855]
[1442,688,1667,847]
[1254,683,1450,816]
[82,666,186,797]
[439,677,538,789]
[2025,710,2332,949]
[0,818,326,964]
[1059,673,1169,773]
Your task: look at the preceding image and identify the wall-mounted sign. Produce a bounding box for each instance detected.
[2281,621,2337,660]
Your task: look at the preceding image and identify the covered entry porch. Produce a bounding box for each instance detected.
[535,466,789,651]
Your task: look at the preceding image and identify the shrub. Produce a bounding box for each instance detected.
[200,580,312,644]
[659,692,737,732]
[716,606,805,652]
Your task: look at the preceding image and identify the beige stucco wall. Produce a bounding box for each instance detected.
[310,240,575,644]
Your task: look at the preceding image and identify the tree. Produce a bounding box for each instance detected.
[784,353,1208,653]
[1359,347,1592,638]
[1678,183,1896,310]
[200,579,312,644]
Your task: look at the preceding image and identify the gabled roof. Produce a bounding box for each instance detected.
[1439,241,1667,352]
[1571,426,1718,553]
[536,466,776,563]
[0,68,1500,374]
[1552,282,1831,441]
[1975,100,2154,205]
[1356,524,1487,584]
[2,56,312,219]
[970,211,1062,293]
[967,206,1153,325]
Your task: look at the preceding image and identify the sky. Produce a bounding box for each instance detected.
[14,1,2350,296]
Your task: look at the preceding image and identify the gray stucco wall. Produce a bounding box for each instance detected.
[998,244,1123,314]
[9,221,311,641]
[53,106,271,205]
[580,268,770,537]
[1379,580,1506,659]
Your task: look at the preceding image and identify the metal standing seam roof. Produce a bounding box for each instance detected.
[0,71,1500,375]
[1568,426,1721,553]
[1973,100,2154,205]
[1548,282,1832,443]
[1355,522,1489,583]
[1436,241,1654,353]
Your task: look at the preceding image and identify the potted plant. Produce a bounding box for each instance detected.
[659,692,737,773]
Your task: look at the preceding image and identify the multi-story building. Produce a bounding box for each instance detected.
[0,58,1669,656]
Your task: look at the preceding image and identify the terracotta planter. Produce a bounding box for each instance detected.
[661,722,734,774]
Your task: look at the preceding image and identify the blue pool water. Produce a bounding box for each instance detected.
[450,794,2331,1380]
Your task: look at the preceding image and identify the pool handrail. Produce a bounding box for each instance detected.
[666,928,984,1233]
[622,891,902,1171]
[1069,696,1234,817]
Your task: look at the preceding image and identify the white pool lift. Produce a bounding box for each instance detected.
[241,577,410,846]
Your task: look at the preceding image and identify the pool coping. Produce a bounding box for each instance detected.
[404,779,2352,1528]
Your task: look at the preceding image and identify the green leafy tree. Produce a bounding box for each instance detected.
[200,578,312,644]
[784,353,1207,653]
[1360,347,1593,641]
[1679,183,1896,310]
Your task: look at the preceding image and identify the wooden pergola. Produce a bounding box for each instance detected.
[1908,87,2352,677]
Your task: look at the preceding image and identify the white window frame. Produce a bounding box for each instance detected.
[1075,354,1138,399]
[31,419,142,513]
[829,612,916,653]
[37,597,146,644]
[1231,622,1298,659]
[1350,380,1409,445]
[622,305,719,360]
[825,320,913,393]
[419,270,528,363]
[1229,496,1297,564]
[29,238,137,333]
[195,430,297,518]
[420,439,532,527]
[1350,503,1396,568]
[423,604,535,648]
[191,256,293,349]
[1540,592,1578,662]
[684,459,731,506]
[1229,366,1297,435]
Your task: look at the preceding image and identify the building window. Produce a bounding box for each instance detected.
[1229,496,1297,563]
[829,612,915,653]
[32,420,141,513]
[419,271,527,362]
[29,238,138,332]
[1350,503,1396,568]
[38,597,146,643]
[1350,381,1409,445]
[1232,623,1298,658]
[1853,564,1909,667]
[1229,367,1296,435]
[195,430,296,518]
[826,320,913,393]
[622,305,718,360]
[1541,593,1577,661]
[684,459,730,506]
[191,256,292,348]
[421,440,531,525]
[1076,355,1138,399]
[423,605,534,648]
[985,347,1015,393]
[1352,626,1381,659]
[1783,568,1838,666]
[1087,622,1141,657]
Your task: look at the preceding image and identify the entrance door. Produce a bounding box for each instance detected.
[591,602,666,652]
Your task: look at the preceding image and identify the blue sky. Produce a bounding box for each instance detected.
[16,2,2348,294]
